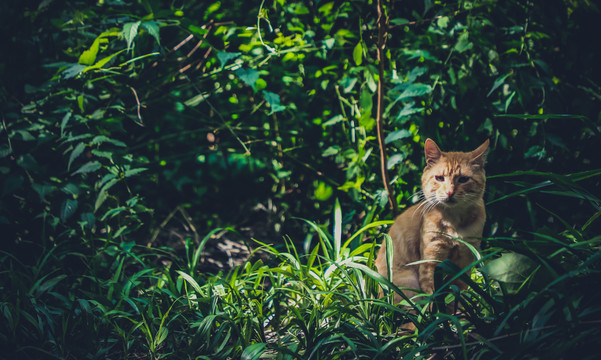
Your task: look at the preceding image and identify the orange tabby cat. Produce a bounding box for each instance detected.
[376,138,489,302]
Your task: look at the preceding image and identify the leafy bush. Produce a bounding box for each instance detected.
[1,0,600,358]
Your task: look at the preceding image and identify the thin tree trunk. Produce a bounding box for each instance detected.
[376,0,398,214]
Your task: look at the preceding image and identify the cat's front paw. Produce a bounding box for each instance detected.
[421,283,435,295]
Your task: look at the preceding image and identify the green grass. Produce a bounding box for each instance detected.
[1,172,600,359]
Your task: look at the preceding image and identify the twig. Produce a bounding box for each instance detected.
[173,34,194,51]
[129,86,145,126]
[147,205,200,246]
[1,117,13,154]
[375,0,398,214]
[186,22,213,58]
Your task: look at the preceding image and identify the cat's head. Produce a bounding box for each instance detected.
[421,138,489,208]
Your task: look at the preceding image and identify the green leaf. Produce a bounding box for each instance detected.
[91,149,113,161]
[385,129,411,144]
[62,183,80,196]
[15,130,35,141]
[481,252,537,291]
[123,21,141,51]
[63,64,87,79]
[437,16,450,29]
[141,21,161,45]
[322,145,340,156]
[92,135,126,147]
[454,31,473,53]
[176,270,203,294]
[0,144,11,158]
[487,72,512,97]
[72,161,102,176]
[80,212,95,229]
[323,114,344,127]
[235,68,260,89]
[494,113,587,120]
[60,112,72,136]
[2,175,24,197]
[314,181,333,201]
[17,154,39,172]
[398,83,432,100]
[241,343,267,360]
[184,93,210,107]
[83,49,125,72]
[79,38,101,65]
[353,42,363,66]
[263,91,286,114]
[95,190,109,212]
[68,143,86,171]
[217,51,241,68]
[101,206,127,221]
[32,183,55,202]
[60,199,78,222]
[396,102,424,121]
[525,145,546,159]
[334,198,342,259]
[387,153,406,169]
[77,94,85,113]
[124,168,148,177]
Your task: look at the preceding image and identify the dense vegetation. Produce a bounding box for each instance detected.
[1,0,600,358]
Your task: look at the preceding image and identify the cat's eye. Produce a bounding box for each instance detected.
[457,176,470,183]
[435,175,445,182]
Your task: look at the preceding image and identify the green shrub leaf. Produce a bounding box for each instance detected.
[241,343,267,360]
[123,21,141,51]
[60,198,78,222]
[72,161,102,176]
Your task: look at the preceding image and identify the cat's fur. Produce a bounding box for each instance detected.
[375,138,489,302]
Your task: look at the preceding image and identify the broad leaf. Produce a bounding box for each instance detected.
[263,91,286,114]
[235,68,260,89]
[60,199,78,222]
[68,143,86,171]
[487,72,512,97]
[241,343,267,360]
[72,161,102,176]
[123,21,141,51]
[397,83,432,101]
[385,129,412,143]
[353,42,363,66]
[141,21,161,45]
[217,51,241,68]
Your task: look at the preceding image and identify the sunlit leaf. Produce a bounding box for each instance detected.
[263,91,286,114]
[217,51,241,68]
[454,31,473,53]
[235,67,260,89]
[241,343,267,360]
[353,42,363,66]
[385,129,412,144]
[123,21,141,51]
[141,21,161,45]
[487,72,512,97]
[397,83,432,101]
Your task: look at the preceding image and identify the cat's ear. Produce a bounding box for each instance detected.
[424,138,442,166]
[470,139,490,167]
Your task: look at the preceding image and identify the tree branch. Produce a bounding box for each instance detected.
[376,0,398,214]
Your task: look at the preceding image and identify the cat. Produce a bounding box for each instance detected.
[376,138,489,303]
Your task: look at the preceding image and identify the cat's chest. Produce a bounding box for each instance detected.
[422,207,485,244]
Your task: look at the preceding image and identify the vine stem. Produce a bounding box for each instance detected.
[376,0,398,214]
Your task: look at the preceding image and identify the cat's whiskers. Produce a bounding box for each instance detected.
[409,190,425,203]
[416,196,438,217]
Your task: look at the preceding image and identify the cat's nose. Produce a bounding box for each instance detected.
[446,190,454,198]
